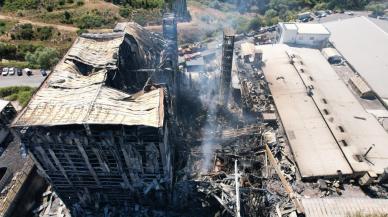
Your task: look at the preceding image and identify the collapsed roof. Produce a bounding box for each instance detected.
[13,23,166,128]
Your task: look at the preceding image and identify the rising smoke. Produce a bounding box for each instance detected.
[186,0,246,174]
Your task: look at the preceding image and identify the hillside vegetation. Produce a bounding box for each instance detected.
[0,86,36,106]
[0,0,166,28]
[193,0,387,33]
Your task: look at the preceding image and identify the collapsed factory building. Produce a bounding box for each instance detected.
[11,21,178,215]
[5,5,388,216]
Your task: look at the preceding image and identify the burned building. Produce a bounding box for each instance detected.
[172,0,190,21]
[0,100,16,145]
[12,23,176,214]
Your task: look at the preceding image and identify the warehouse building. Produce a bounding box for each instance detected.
[277,22,330,48]
[260,43,388,179]
[12,22,177,215]
[324,16,388,107]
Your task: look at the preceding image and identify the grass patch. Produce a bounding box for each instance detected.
[0,60,39,69]
[0,86,36,107]
[0,19,17,35]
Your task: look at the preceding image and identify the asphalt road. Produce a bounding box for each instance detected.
[0,70,48,87]
[312,11,369,23]
[310,11,388,33]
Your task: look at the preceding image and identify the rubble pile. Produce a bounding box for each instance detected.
[32,186,70,217]
[239,64,274,116]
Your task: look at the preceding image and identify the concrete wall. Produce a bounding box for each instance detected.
[295,34,329,48]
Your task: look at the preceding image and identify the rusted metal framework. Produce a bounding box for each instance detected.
[12,23,175,213]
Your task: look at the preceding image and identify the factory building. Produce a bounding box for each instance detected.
[277,22,330,48]
[12,22,177,214]
[324,16,388,107]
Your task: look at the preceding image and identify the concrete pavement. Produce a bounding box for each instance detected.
[0,70,48,87]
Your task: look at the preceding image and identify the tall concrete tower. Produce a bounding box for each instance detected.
[220,28,235,105]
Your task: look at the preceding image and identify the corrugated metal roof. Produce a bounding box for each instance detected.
[302,197,388,217]
[324,16,388,103]
[260,44,388,177]
[12,23,165,128]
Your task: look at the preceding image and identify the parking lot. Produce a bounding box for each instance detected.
[0,70,48,87]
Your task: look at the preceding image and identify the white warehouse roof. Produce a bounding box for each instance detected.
[324,16,388,105]
[281,22,330,35]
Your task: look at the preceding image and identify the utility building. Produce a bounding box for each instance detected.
[12,23,175,214]
[277,22,330,48]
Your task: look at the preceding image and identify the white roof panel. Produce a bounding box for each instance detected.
[295,23,330,35]
[324,16,388,102]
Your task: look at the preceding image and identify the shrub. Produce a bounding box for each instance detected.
[61,11,73,24]
[76,0,84,6]
[0,42,43,60]
[3,0,39,11]
[366,3,386,17]
[75,10,116,29]
[35,26,54,40]
[248,17,264,31]
[11,23,34,40]
[25,47,59,69]
[76,28,88,35]
[76,14,104,28]
[119,7,130,18]
[0,86,36,107]
[0,21,6,34]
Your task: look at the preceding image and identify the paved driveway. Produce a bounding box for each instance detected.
[0,70,48,87]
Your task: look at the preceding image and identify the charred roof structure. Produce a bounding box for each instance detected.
[12,22,178,215]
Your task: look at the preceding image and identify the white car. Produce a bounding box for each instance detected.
[2,68,8,76]
[345,11,354,15]
[8,67,15,76]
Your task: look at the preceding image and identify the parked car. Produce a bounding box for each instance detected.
[23,68,32,76]
[2,68,9,76]
[40,69,47,76]
[345,11,354,15]
[8,67,15,76]
[16,68,22,76]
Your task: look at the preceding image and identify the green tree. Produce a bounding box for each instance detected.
[366,3,385,17]
[3,0,39,11]
[35,26,53,40]
[119,7,130,18]
[25,47,59,69]
[11,24,34,40]
[248,16,264,31]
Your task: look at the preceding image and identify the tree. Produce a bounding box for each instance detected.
[25,47,59,69]
[264,9,278,18]
[366,3,385,17]
[248,16,264,31]
[12,23,34,40]
[35,26,53,40]
[119,7,130,18]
